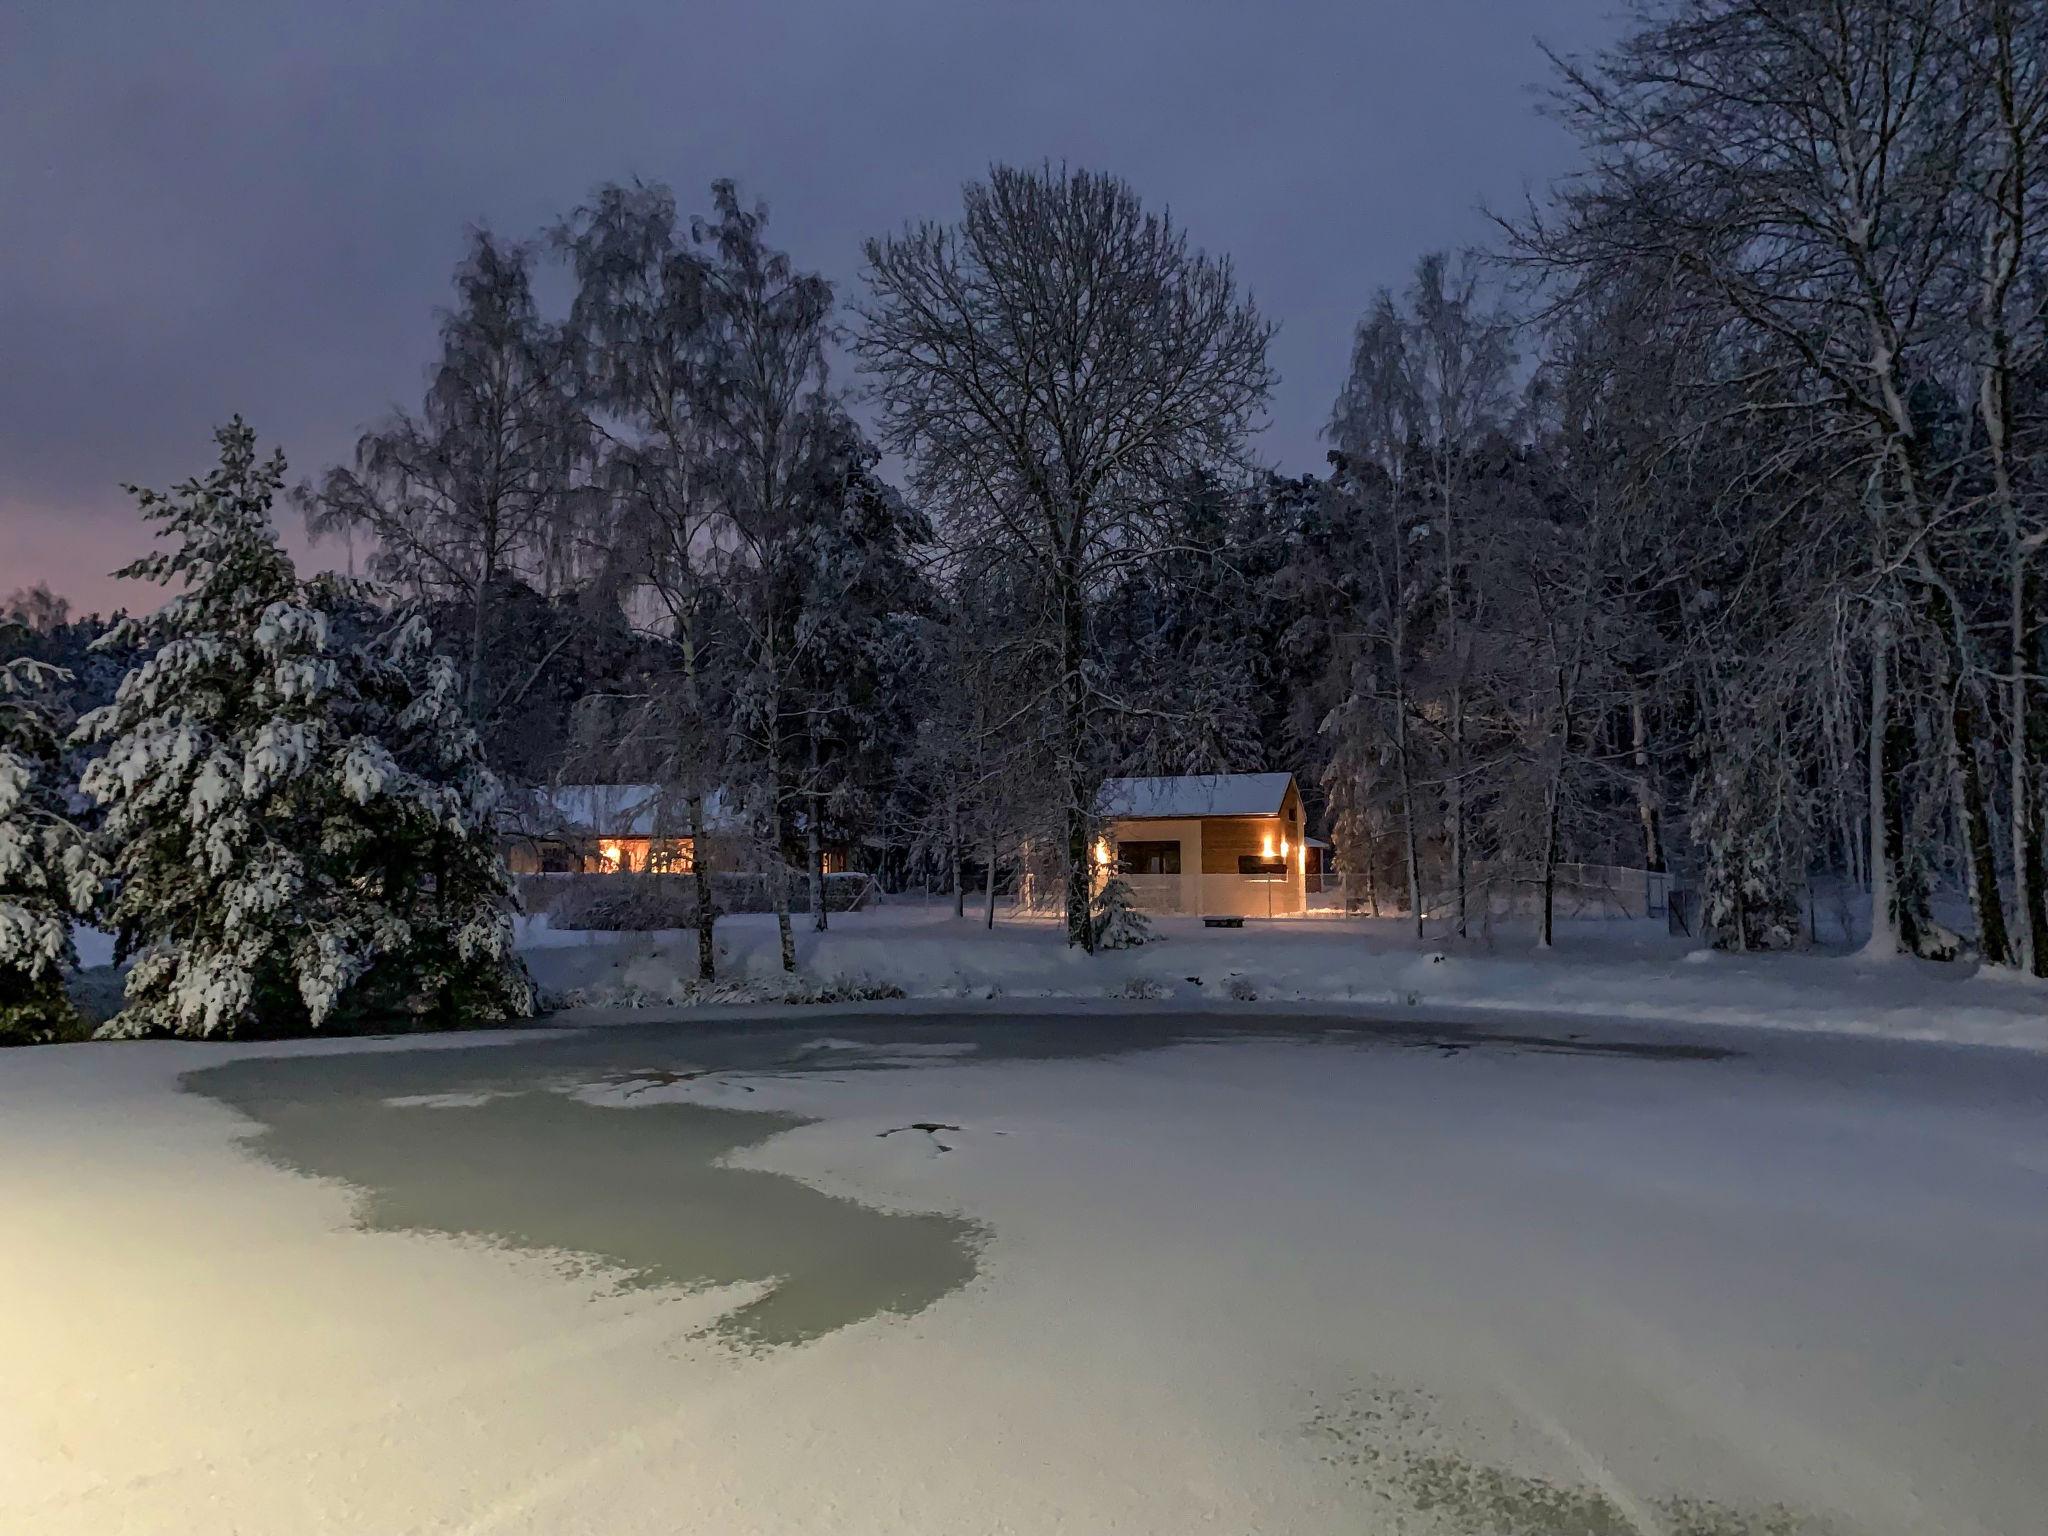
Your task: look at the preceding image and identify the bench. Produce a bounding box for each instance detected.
[1201,915,1246,928]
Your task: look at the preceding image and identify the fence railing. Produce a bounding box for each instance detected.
[1304,863,1669,922]
[1017,871,1307,919]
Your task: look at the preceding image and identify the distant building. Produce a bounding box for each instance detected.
[1097,772,1309,918]
[501,784,850,877]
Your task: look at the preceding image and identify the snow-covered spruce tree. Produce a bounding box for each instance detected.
[0,654,100,1042]
[330,597,534,1026]
[79,421,532,1038]
[78,423,313,1036]
[1091,862,1152,950]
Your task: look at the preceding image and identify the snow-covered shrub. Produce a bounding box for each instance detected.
[563,973,906,1009]
[1687,737,1807,952]
[78,422,532,1038]
[1091,873,1152,950]
[0,656,101,1043]
[547,874,703,932]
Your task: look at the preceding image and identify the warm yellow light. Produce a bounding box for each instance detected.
[598,839,624,871]
[1280,837,1290,859]
[1262,834,1275,857]
[1094,838,1112,867]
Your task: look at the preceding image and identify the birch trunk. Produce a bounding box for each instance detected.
[767,793,795,974]
[807,814,827,934]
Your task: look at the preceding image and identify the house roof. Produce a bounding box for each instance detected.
[1098,772,1297,820]
[509,783,739,838]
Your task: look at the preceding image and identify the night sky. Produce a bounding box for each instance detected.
[3,1,1612,615]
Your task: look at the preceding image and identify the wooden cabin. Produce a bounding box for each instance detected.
[1098,773,1309,917]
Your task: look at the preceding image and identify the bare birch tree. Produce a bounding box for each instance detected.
[302,231,586,724]
[857,164,1273,949]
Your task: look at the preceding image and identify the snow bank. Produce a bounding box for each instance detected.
[523,906,2048,1053]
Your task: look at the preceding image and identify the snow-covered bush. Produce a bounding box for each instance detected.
[0,656,101,1043]
[546,875,703,932]
[1091,872,1152,950]
[78,421,532,1038]
[1688,744,1806,952]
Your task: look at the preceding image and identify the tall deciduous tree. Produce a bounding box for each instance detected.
[858,164,1273,949]
[303,231,587,724]
[557,182,724,981]
[694,181,841,974]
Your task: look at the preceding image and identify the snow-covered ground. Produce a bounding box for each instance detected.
[521,903,2048,1053]
[4,1012,2044,1534]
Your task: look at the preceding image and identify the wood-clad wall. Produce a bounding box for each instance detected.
[1197,785,1304,874]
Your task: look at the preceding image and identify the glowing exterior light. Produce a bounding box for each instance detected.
[1094,838,1112,867]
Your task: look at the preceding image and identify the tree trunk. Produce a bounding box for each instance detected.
[1058,558,1095,952]
[1394,690,1423,938]
[1630,686,1663,872]
[1952,687,2011,966]
[1442,472,1468,938]
[1449,691,1467,937]
[950,789,965,919]
[984,826,999,930]
[767,796,795,975]
[1979,0,2044,974]
[807,815,827,934]
[807,731,827,933]
[1863,624,1898,957]
[2011,553,2042,973]
[679,616,716,983]
[466,557,494,723]
[687,791,715,982]
[1923,580,2011,965]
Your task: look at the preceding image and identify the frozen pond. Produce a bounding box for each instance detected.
[185,1013,1731,1346]
[5,1006,2045,1534]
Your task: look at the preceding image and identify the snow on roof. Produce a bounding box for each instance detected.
[511,784,738,838]
[1098,772,1296,820]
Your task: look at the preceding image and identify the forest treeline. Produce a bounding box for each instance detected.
[6,0,2046,1035]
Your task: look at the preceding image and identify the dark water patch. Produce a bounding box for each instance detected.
[187,1034,982,1347]
[1394,1028,1735,1062]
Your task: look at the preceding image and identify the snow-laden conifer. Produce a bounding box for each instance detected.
[0,654,100,1042]
[80,421,531,1037]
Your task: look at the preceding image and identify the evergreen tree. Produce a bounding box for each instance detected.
[1091,866,1152,950]
[781,415,931,927]
[80,422,532,1038]
[320,597,535,1026]
[0,651,100,1042]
